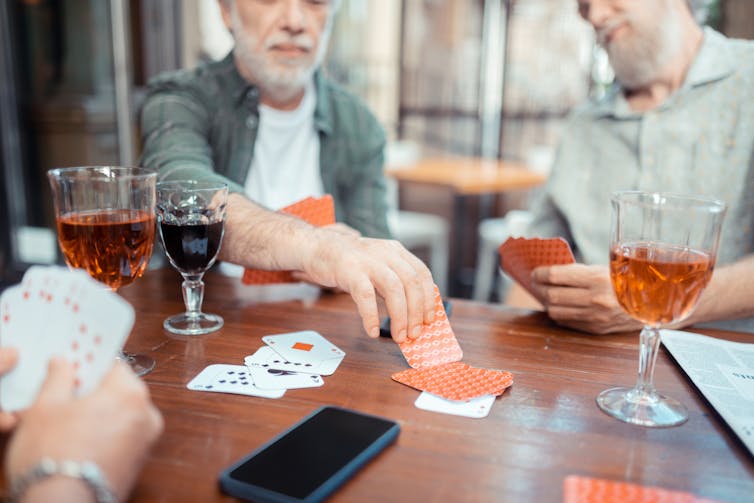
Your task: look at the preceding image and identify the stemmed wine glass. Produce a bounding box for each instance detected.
[597,191,726,427]
[47,166,157,376]
[156,180,228,336]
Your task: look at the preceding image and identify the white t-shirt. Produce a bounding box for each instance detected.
[220,81,323,277]
[245,81,323,209]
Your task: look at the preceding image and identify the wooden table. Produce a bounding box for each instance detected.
[101,271,753,501]
[387,157,547,297]
[386,157,546,195]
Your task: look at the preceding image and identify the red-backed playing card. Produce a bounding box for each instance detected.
[398,286,463,369]
[242,195,335,285]
[498,237,575,298]
[563,475,722,503]
[391,361,513,401]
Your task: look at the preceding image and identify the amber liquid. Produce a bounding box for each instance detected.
[56,209,156,290]
[610,242,713,326]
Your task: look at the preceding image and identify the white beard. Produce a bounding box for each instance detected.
[230,8,332,103]
[599,6,683,90]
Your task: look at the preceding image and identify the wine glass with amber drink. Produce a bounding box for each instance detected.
[597,191,726,427]
[47,166,157,376]
[156,180,227,336]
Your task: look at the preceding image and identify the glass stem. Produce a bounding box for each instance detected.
[635,325,661,396]
[181,275,205,319]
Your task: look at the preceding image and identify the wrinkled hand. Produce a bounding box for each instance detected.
[6,359,163,502]
[0,347,19,431]
[291,223,362,289]
[529,263,641,334]
[302,230,436,342]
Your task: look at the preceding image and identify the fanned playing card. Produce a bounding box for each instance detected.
[498,237,575,298]
[562,475,721,503]
[392,362,513,401]
[398,286,463,369]
[0,266,134,412]
[242,195,335,284]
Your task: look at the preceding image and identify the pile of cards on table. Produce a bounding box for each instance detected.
[0,266,135,412]
[392,287,514,419]
[187,330,345,399]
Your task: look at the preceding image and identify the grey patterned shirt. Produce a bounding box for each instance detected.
[527,28,754,330]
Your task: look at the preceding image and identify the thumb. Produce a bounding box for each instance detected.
[33,357,76,407]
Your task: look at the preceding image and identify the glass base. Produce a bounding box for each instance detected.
[596,386,688,427]
[164,312,224,336]
[119,351,155,377]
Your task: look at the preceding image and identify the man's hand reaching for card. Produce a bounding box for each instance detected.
[529,263,641,334]
[302,231,437,343]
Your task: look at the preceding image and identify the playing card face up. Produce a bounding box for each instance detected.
[414,391,495,419]
[242,195,335,285]
[0,266,135,412]
[392,362,513,402]
[261,330,345,366]
[187,364,285,399]
[562,475,717,503]
[246,365,324,390]
[244,345,343,376]
[398,287,463,369]
[498,237,575,298]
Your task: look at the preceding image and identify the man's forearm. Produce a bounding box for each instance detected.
[219,193,320,272]
[685,255,754,325]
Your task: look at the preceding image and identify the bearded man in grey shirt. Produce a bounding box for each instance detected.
[509,0,754,334]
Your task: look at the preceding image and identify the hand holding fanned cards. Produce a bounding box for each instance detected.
[391,286,514,418]
[498,237,575,298]
[187,330,345,398]
[0,266,134,412]
[242,195,335,285]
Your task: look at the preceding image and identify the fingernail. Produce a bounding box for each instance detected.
[411,325,422,338]
[427,311,435,323]
[369,327,379,338]
[397,329,407,342]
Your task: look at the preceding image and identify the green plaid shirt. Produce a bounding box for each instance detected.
[139,53,390,238]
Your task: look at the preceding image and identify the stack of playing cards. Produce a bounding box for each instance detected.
[0,266,135,412]
[391,287,514,418]
[187,330,345,399]
[498,236,575,298]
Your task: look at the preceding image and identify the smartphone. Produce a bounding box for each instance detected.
[379,299,452,338]
[218,406,400,503]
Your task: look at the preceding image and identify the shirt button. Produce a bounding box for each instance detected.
[246,115,258,129]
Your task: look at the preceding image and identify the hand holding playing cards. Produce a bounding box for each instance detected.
[529,263,641,334]
[5,359,163,503]
[0,348,19,431]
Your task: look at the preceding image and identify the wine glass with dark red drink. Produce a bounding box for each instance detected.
[597,191,726,427]
[156,180,228,335]
[47,166,157,376]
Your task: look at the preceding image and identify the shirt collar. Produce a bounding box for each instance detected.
[591,27,735,119]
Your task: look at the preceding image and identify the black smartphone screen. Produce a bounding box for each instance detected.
[225,407,398,500]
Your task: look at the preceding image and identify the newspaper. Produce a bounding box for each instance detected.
[661,329,754,456]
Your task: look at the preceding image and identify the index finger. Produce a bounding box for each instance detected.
[531,263,594,287]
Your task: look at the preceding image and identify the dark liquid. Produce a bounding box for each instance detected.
[159,221,224,274]
[56,209,156,290]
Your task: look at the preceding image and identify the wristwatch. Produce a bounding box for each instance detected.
[9,458,116,503]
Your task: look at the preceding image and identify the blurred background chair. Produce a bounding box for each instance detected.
[472,145,554,302]
[386,142,449,296]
